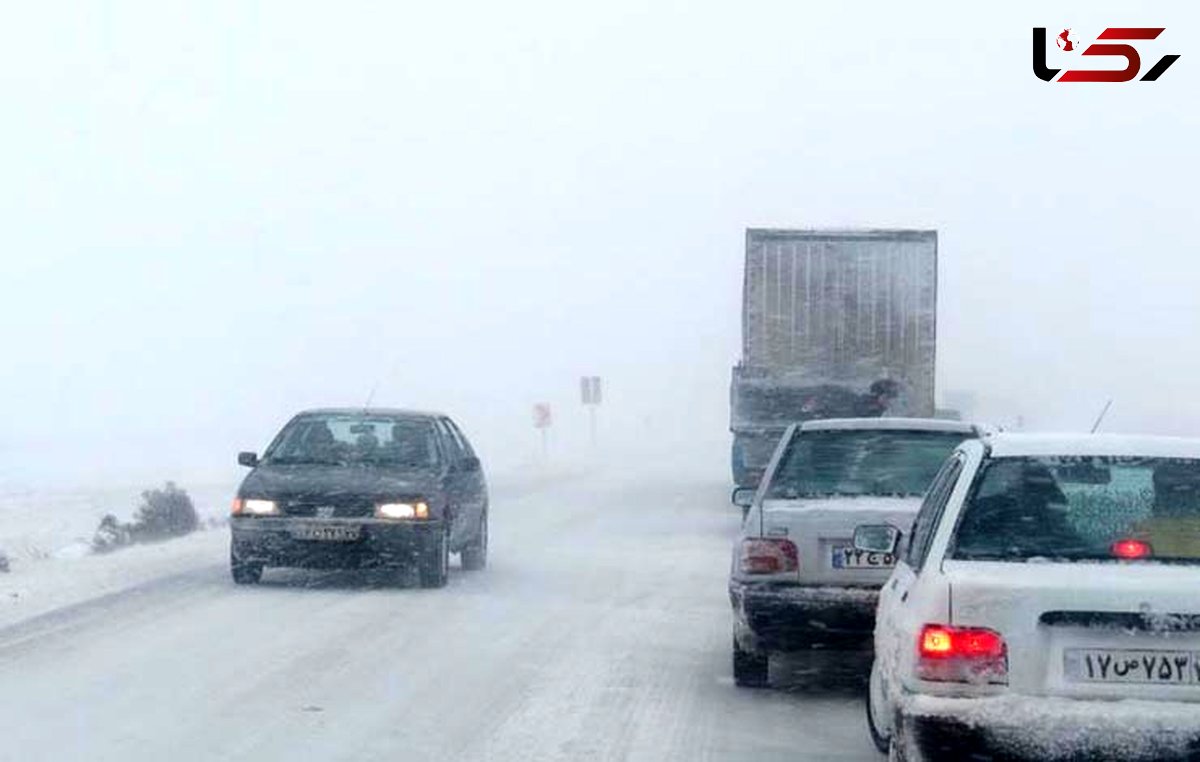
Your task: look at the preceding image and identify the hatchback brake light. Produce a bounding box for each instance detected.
[917,624,1007,684]
[739,538,799,574]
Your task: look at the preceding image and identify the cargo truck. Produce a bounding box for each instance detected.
[730,229,938,486]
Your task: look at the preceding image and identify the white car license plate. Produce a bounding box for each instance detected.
[291,524,362,542]
[1063,649,1200,685]
[830,546,895,569]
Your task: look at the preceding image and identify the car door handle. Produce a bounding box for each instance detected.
[890,579,899,590]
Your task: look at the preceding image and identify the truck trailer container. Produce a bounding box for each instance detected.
[730,228,938,485]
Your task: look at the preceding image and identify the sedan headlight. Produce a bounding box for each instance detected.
[375,501,430,520]
[232,498,279,516]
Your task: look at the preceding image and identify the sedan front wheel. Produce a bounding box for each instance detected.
[231,554,263,585]
[418,527,450,588]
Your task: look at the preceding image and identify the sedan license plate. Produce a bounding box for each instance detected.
[291,523,361,542]
[831,546,895,569]
[1064,649,1200,685]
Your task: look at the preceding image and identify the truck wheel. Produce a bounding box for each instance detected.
[460,511,488,571]
[732,636,769,688]
[418,527,450,588]
[231,557,263,585]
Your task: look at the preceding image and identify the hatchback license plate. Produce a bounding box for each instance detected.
[1064,649,1200,685]
[291,524,361,542]
[831,546,895,569]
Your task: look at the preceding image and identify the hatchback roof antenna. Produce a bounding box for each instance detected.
[1090,399,1113,433]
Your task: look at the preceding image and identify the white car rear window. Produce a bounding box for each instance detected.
[952,456,1200,563]
[764,430,969,499]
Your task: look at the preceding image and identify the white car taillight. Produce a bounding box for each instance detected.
[739,538,799,574]
[917,624,1008,684]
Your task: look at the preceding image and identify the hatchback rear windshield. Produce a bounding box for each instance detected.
[764,429,970,499]
[263,415,441,467]
[951,456,1200,563]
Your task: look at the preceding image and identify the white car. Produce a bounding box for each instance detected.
[728,417,985,687]
[860,433,1200,761]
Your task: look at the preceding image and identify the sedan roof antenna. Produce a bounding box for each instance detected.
[362,355,402,412]
[362,380,380,412]
[1090,399,1113,433]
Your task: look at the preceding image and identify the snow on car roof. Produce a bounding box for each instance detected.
[799,417,981,434]
[986,432,1200,459]
[297,407,447,420]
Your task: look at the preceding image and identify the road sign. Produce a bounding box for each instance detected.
[533,403,552,429]
[580,376,602,448]
[580,376,602,406]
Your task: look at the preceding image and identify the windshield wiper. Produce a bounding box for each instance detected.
[264,457,345,466]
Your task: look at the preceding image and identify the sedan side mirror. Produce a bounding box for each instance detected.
[238,451,259,468]
[853,524,901,555]
[731,487,756,509]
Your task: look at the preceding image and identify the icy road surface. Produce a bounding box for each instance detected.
[0,472,878,761]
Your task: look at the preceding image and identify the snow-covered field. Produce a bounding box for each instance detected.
[0,466,584,632]
[0,482,235,563]
[0,482,235,630]
[0,467,876,761]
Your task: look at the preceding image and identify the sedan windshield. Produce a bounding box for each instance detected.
[262,415,441,467]
[764,429,969,499]
[952,456,1200,563]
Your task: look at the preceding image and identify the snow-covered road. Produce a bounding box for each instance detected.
[0,471,878,761]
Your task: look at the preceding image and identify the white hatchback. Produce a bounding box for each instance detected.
[860,433,1200,761]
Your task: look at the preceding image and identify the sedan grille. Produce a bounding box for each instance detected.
[278,496,376,518]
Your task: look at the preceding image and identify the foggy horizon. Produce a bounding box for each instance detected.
[2,1,1197,491]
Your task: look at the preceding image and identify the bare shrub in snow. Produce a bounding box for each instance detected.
[92,514,133,553]
[88,484,200,554]
[131,482,199,541]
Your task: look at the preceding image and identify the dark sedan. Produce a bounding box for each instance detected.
[230,408,488,588]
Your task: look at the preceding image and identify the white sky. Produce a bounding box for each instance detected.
[1,1,1197,488]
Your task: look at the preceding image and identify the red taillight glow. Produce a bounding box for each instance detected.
[919,624,1005,659]
[958,629,1006,659]
[1111,538,1152,560]
[739,538,799,574]
[917,624,1008,684]
[920,626,954,656]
